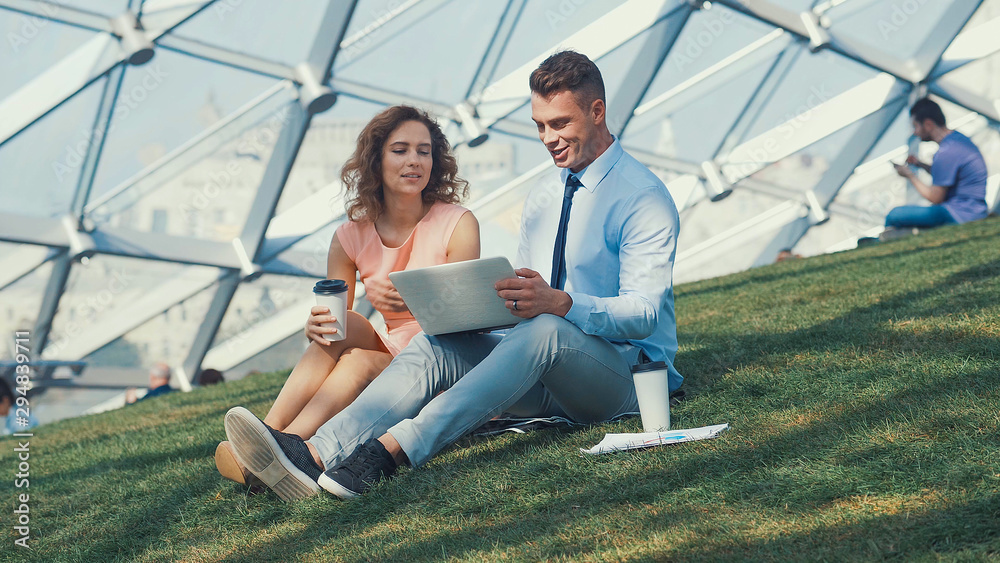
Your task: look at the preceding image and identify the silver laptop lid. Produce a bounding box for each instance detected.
[388,256,522,336]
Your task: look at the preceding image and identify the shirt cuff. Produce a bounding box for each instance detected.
[564,291,594,331]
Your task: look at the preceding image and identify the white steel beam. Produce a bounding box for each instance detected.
[930,81,1000,124]
[155,35,296,80]
[719,73,907,184]
[330,77,456,119]
[909,0,984,81]
[0,0,216,146]
[31,253,72,355]
[932,15,1000,78]
[606,4,692,135]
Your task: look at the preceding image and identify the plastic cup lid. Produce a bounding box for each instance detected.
[631,361,668,373]
[313,279,348,294]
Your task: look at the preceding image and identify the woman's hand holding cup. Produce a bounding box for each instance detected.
[305,306,341,346]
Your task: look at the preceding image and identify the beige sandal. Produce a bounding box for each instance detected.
[215,441,263,488]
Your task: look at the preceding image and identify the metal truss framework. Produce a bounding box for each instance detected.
[1,0,998,390]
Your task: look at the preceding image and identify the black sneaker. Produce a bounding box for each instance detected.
[317,440,398,499]
[224,406,323,501]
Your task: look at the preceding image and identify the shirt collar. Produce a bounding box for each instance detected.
[559,136,623,193]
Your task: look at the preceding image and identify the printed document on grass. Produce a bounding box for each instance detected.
[581,423,729,455]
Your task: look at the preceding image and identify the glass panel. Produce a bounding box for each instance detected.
[225,332,305,381]
[55,0,130,16]
[336,0,508,105]
[88,49,280,205]
[625,61,770,163]
[82,281,215,368]
[749,119,864,194]
[170,0,329,67]
[0,13,99,99]
[215,274,314,354]
[0,258,52,360]
[86,84,294,233]
[91,98,293,243]
[741,50,878,141]
[45,255,217,360]
[674,188,792,284]
[825,0,961,60]
[490,0,632,80]
[0,76,105,218]
[642,5,775,96]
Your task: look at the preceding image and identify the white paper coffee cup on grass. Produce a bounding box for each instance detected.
[313,279,348,342]
[632,361,671,432]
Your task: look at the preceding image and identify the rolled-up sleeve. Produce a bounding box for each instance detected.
[564,186,678,341]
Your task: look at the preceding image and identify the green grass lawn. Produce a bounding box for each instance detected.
[4,218,999,562]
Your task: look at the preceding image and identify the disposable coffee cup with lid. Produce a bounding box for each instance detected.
[631,360,670,432]
[313,279,348,342]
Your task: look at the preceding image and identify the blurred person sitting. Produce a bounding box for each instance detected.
[887,98,988,234]
[125,362,174,404]
[775,248,802,263]
[214,105,480,489]
[197,368,225,386]
[1,377,39,435]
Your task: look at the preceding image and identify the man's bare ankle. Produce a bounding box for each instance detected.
[377,434,409,467]
[306,442,324,471]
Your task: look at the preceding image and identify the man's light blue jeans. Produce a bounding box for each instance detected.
[309,314,640,468]
[885,205,957,229]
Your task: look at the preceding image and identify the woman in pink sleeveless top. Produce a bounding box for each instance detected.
[216,106,480,486]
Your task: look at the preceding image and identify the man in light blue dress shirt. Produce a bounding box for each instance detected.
[224,51,683,501]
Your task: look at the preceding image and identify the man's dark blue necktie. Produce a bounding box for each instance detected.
[550,174,583,290]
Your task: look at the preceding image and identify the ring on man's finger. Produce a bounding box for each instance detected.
[512,300,518,311]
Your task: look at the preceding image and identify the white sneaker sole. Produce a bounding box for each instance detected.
[223,407,320,501]
[317,473,360,500]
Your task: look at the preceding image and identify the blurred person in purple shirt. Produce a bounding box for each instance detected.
[888,98,989,230]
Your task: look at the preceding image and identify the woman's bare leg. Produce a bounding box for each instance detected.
[282,347,392,439]
[263,311,387,432]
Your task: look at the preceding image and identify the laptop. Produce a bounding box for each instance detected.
[388,256,523,335]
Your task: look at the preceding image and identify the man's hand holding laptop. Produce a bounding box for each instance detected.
[495,268,572,319]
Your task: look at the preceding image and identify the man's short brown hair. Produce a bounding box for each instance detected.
[529,50,606,109]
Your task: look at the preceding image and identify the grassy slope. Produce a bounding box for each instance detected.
[3,219,999,562]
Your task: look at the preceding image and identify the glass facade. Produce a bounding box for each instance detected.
[2,0,999,422]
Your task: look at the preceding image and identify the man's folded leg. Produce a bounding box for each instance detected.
[226,331,501,501]
[388,314,638,468]
[308,330,503,472]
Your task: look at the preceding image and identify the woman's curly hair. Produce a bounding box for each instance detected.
[342,106,469,222]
